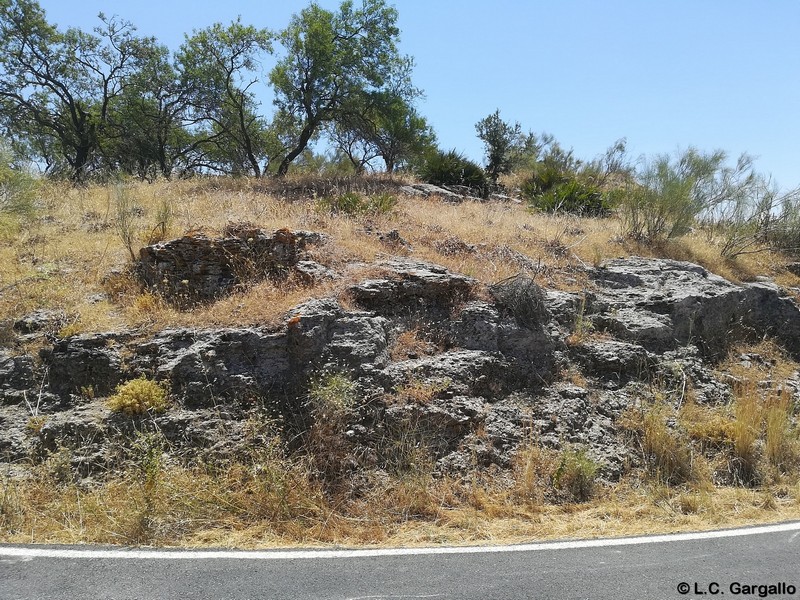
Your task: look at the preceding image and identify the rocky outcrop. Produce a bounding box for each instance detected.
[41,333,128,400]
[399,183,519,203]
[589,257,800,358]
[571,340,650,385]
[138,228,329,302]
[3,256,800,482]
[349,258,476,318]
[399,183,474,202]
[13,309,67,337]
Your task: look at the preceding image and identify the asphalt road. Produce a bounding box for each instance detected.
[2,522,799,600]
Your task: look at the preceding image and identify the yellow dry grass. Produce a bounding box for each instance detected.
[2,462,798,549]
[3,176,799,337]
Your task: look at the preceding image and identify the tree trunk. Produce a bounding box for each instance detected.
[237,103,261,178]
[277,121,317,177]
[72,143,91,182]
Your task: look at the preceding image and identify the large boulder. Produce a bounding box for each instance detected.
[570,339,650,385]
[130,299,390,407]
[138,228,327,302]
[381,349,506,397]
[349,258,476,319]
[133,327,291,408]
[590,257,800,358]
[286,298,390,376]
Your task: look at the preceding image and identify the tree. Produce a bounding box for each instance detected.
[474,109,543,183]
[333,87,436,173]
[103,42,191,179]
[475,109,524,183]
[329,115,381,174]
[371,99,436,173]
[0,0,158,180]
[177,19,273,177]
[270,0,408,176]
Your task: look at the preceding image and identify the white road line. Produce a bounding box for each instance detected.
[1,522,799,561]
[346,596,444,599]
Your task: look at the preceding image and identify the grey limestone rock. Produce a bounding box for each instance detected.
[0,352,36,404]
[138,228,328,303]
[571,339,650,385]
[41,333,126,401]
[287,298,390,377]
[349,259,476,318]
[590,257,800,358]
[140,327,291,407]
[399,183,465,201]
[381,349,506,397]
[13,309,68,336]
[294,260,339,284]
[450,302,500,351]
[6,254,800,485]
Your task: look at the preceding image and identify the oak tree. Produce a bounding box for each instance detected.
[270,0,408,176]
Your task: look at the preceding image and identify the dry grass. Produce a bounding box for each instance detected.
[618,339,800,495]
[390,327,443,361]
[3,177,798,337]
[620,400,703,486]
[2,455,799,549]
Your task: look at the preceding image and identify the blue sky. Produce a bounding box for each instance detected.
[37,0,800,189]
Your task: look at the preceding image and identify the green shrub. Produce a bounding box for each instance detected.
[0,143,38,232]
[317,191,364,215]
[619,179,698,242]
[475,109,534,183]
[757,189,800,257]
[107,377,169,415]
[522,161,610,216]
[552,446,598,502]
[307,372,358,418]
[528,177,610,215]
[619,148,756,242]
[366,192,398,214]
[316,191,398,217]
[418,149,488,196]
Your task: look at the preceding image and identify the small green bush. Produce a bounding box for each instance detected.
[522,161,610,216]
[366,192,398,214]
[316,191,398,217]
[619,148,756,242]
[0,143,38,233]
[308,372,358,417]
[552,446,598,502]
[317,191,364,215]
[760,190,800,257]
[107,377,169,415]
[529,177,609,215]
[418,149,488,196]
